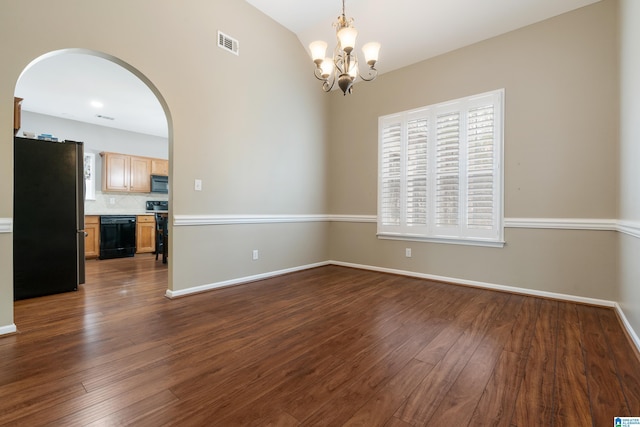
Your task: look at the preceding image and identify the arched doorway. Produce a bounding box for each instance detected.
[13,49,172,305]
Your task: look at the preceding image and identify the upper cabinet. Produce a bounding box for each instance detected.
[130,156,151,192]
[101,152,156,193]
[151,159,169,176]
[14,97,23,135]
[102,152,130,192]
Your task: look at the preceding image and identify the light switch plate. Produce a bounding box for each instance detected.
[194,179,202,191]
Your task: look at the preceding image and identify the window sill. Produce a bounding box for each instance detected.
[377,233,505,248]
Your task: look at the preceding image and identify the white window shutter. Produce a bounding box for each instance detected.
[378,89,503,245]
[467,105,495,229]
[406,118,428,227]
[435,112,460,228]
[380,120,402,227]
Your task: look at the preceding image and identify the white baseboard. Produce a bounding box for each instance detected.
[0,324,17,336]
[614,303,640,354]
[164,261,330,298]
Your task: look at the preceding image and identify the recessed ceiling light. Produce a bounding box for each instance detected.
[90,100,104,108]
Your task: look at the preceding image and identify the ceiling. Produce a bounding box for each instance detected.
[15,53,168,138]
[246,0,601,74]
[15,0,600,138]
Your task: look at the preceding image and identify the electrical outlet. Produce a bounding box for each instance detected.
[194,179,202,191]
[252,249,259,260]
[405,248,412,258]
[109,197,115,205]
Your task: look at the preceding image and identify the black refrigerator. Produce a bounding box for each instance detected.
[13,136,85,300]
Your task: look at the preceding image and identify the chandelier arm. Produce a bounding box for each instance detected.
[358,67,378,82]
[322,77,336,92]
[334,45,345,73]
[313,67,326,81]
[313,66,336,91]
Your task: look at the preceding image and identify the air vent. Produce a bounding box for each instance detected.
[96,114,115,121]
[218,31,239,56]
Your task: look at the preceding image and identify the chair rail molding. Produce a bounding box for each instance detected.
[504,217,618,230]
[618,219,640,239]
[173,214,632,233]
[0,218,12,233]
[173,214,376,226]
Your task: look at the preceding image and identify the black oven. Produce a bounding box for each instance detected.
[150,174,168,194]
[99,216,136,259]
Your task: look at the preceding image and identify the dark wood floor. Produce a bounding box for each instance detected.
[1,256,639,426]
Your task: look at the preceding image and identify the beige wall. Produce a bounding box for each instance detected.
[327,0,620,300]
[0,0,329,329]
[330,223,618,300]
[174,222,329,291]
[619,0,640,334]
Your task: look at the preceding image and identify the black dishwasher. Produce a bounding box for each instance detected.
[99,216,137,259]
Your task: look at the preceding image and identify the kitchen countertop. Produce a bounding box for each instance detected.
[85,211,167,216]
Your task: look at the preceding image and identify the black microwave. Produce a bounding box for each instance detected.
[150,174,169,193]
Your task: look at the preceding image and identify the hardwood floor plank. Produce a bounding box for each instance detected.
[81,343,174,392]
[471,350,525,427]
[469,297,541,427]
[383,417,413,427]
[202,354,343,426]
[85,389,179,427]
[279,320,422,422]
[298,320,443,426]
[216,285,451,427]
[503,297,542,355]
[243,411,301,427]
[576,304,629,424]
[35,386,175,426]
[0,258,638,426]
[140,275,438,425]
[510,299,559,427]
[598,308,640,414]
[552,302,593,426]
[413,291,495,365]
[394,291,510,425]
[426,294,525,426]
[0,383,87,426]
[341,358,435,427]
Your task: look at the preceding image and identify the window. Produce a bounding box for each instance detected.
[378,89,504,246]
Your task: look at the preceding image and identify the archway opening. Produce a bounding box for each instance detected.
[13,48,172,309]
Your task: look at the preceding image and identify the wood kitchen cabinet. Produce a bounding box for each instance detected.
[101,152,151,193]
[151,159,169,176]
[136,215,156,253]
[14,97,23,135]
[102,152,129,192]
[130,156,151,192]
[85,215,100,259]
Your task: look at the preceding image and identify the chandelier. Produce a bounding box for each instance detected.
[309,0,380,95]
